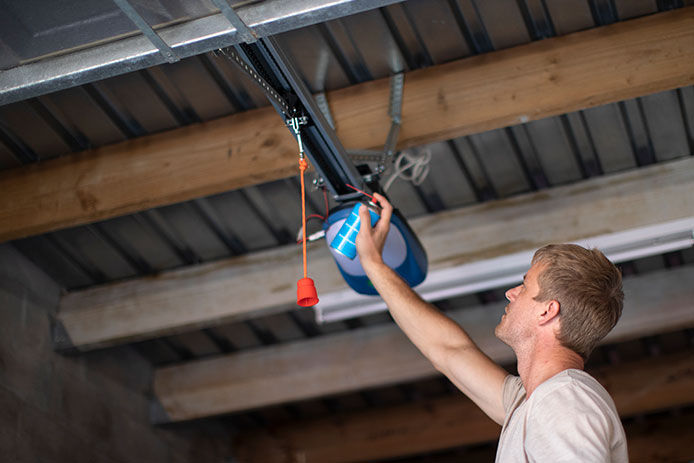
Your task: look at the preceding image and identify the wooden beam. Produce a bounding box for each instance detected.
[152,265,694,422]
[624,409,694,463]
[236,394,500,463]
[333,8,694,150]
[233,349,694,463]
[58,158,694,351]
[0,106,295,243]
[2,9,693,242]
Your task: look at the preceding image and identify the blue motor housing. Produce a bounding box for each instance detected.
[323,203,428,295]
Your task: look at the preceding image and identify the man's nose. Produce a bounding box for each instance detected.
[505,285,520,301]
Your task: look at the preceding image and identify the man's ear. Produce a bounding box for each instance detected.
[538,300,560,325]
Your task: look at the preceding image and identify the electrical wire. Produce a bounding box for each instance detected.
[322,187,329,220]
[383,149,432,192]
[295,186,330,244]
[346,183,378,203]
[296,215,327,243]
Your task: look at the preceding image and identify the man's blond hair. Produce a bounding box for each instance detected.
[532,244,624,359]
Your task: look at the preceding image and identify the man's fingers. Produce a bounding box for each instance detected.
[358,205,373,232]
[379,203,393,227]
[373,193,393,216]
[372,193,393,234]
[372,193,389,208]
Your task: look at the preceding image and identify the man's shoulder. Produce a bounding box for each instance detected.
[519,370,628,462]
[538,369,607,394]
[530,369,617,415]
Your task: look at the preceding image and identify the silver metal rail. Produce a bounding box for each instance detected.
[0,0,404,106]
[232,37,366,200]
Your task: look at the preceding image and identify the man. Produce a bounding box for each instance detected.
[355,193,627,462]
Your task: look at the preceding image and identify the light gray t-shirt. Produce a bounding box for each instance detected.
[495,369,627,462]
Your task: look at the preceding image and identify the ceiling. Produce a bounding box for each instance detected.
[1,0,693,461]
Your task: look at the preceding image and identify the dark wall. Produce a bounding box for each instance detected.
[0,244,231,462]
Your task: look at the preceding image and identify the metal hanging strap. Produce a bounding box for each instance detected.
[317,73,405,175]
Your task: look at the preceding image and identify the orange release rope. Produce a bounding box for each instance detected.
[292,116,318,307]
[299,158,309,279]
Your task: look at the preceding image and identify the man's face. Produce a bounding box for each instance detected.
[494,261,547,346]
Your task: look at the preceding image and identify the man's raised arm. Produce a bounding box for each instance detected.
[355,194,509,424]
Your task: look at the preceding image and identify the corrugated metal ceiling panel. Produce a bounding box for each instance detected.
[1,2,693,379]
[0,0,219,68]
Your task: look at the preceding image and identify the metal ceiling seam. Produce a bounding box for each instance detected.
[443,140,481,202]
[675,88,694,155]
[0,0,405,106]
[577,110,604,175]
[557,114,589,179]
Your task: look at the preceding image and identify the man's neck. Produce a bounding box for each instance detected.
[516,343,584,397]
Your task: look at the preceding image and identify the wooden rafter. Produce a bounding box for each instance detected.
[152,266,694,422]
[1,8,693,242]
[57,158,694,351]
[233,349,694,462]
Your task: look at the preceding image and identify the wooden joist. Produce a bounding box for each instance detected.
[152,265,694,422]
[232,349,694,462]
[1,8,693,242]
[57,158,694,351]
[625,410,694,463]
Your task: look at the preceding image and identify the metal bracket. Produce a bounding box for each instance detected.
[388,73,404,123]
[287,116,309,157]
[303,74,405,176]
[314,93,335,129]
[113,0,179,63]
[344,72,405,173]
[347,149,384,162]
[211,0,258,44]
[383,72,404,160]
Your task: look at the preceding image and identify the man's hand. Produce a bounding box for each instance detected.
[355,193,393,267]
